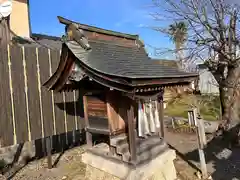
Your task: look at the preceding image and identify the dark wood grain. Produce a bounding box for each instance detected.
[10,45,29,143]
[25,47,42,140]
[87,95,107,118]
[53,93,66,134]
[75,90,84,130]
[65,92,76,132]
[127,99,137,164]
[50,50,61,73]
[38,48,54,137]
[0,46,14,146]
[158,94,164,138]
[83,95,92,146]
[51,50,66,135]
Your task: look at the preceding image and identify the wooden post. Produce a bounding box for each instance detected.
[83,95,92,147]
[171,117,175,129]
[46,136,52,169]
[157,93,164,138]
[188,111,192,126]
[192,108,208,179]
[127,101,137,164]
[106,93,117,156]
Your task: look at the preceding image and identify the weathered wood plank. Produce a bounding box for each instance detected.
[158,95,164,138]
[75,90,84,130]
[127,99,137,164]
[25,47,42,140]
[118,95,128,131]
[46,136,52,169]
[50,50,66,135]
[38,48,54,137]
[10,45,28,143]
[0,46,14,146]
[50,50,60,73]
[65,92,76,132]
[106,92,119,132]
[87,95,107,118]
[83,96,92,147]
[53,93,66,135]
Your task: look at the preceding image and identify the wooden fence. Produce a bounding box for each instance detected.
[0,45,84,147]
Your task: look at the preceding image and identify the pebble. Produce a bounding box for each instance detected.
[0,175,6,180]
[62,175,67,180]
[215,148,232,159]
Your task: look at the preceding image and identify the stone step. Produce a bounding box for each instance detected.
[110,134,128,147]
[122,141,168,164]
[117,136,163,155]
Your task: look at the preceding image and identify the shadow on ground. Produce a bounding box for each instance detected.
[1,130,113,180]
[181,124,240,180]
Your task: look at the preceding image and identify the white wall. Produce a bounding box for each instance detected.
[198,68,219,95]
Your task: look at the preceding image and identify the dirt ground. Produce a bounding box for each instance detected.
[0,138,195,180]
[165,127,240,180]
[0,144,188,180]
[0,128,203,180]
[7,145,121,180]
[2,125,236,180]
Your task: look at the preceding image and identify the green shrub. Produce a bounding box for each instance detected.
[165,95,220,121]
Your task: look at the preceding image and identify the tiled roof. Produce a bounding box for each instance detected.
[67,40,197,79]
[31,33,62,50]
[58,16,139,40]
[151,59,179,69]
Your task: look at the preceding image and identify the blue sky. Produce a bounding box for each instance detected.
[29,0,174,59]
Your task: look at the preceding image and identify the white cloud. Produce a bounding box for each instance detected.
[137,23,145,28]
[113,1,152,28]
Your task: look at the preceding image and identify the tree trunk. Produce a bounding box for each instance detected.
[176,44,186,71]
[219,71,240,129]
[219,85,240,147]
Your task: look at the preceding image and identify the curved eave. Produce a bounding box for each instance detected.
[43,45,198,93]
[43,44,74,92]
[66,41,198,80]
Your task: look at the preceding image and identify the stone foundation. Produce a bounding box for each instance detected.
[82,147,177,180]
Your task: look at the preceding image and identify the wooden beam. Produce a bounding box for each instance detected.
[46,136,52,169]
[158,94,165,138]
[83,95,92,147]
[127,101,137,164]
[192,108,208,179]
[106,93,114,133]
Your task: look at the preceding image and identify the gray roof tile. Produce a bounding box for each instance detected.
[31,34,62,50]
[67,40,197,79]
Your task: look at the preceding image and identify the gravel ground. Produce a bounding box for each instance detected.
[0,121,212,180]
[1,145,121,180]
[0,142,193,180]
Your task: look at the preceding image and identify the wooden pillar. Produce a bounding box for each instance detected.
[106,93,117,156]
[83,95,92,147]
[127,100,137,164]
[46,136,52,169]
[157,90,165,138]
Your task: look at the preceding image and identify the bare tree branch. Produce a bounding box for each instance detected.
[149,0,240,125]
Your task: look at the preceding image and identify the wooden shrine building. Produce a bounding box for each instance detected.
[44,16,198,172]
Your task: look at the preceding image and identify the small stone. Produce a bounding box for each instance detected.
[207,175,213,180]
[195,171,202,179]
[0,175,6,180]
[62,175,68,180]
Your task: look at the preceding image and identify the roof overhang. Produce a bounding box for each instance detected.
[43,16,198,93]
[57,16,139,40]
[43,43,198,93]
